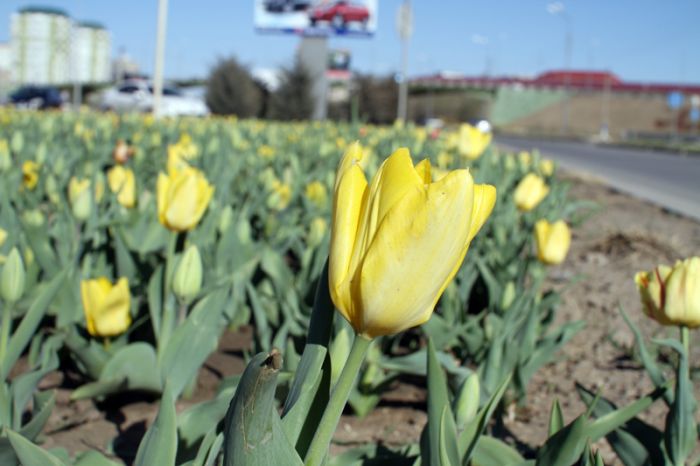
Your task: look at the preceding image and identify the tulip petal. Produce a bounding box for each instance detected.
[157,172,169,226]
[329,163,368,325]
[351,149,423,268]
[468,184,497,242]
[94,278,131,337]
[414,159,432,184]
[355,169,474,338]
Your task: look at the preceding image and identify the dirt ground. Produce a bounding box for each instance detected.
[36,171,700,465]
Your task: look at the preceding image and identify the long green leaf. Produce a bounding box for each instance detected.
[133,386,178,466]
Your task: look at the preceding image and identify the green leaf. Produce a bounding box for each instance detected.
[6,429,67,466]
[223,350,303,466]
[535,416,587,466]
[657,338,697,466]
[470,436,526,466]
[159,290,228,398]
[178,386,235,450]
[548,399,564,437]
[1,271,66,380]
[586,384,667,442]
[576,383,664,466]
[18,391,55,441]
[439,406,461,466]
[459,374,511,464]
[72,342,161,399]
[73,450,121,466]
[422,338,454,466]
[620,309,670,404]
[134,386,178,466]
[281,261,334,456]
[112,228,137,282]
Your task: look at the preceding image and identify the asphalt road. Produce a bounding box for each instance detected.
[495,136,700,221]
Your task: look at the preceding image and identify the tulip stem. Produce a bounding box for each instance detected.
[304,334,372,466]
[680,326,689,360]
[0,302,12,365]
[159,232,178,351]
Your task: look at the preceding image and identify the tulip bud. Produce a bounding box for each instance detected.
[514,173,549,212]
[534,220,571,265]
[0,227,7,248]
[1,248,26,303]
[454,373,480,428]
[307,217,327,247]
[0,140,10,172]
[501,281,516,310]
[22,209,44,227]
[218,205,234,234]
[172,245,203,303]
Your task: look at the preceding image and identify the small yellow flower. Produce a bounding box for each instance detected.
[267,179,292,211]
[157,166,214,232]
[457,124,492,160]
[22,161,39,190]
[81,277,132,337]
[636,258,700,328]
[514,173,549,211]
[107,166,136,208]
[329,143,496,338]
[534,220,571,265]
[307,217,327,247]
[257,144,276,159]
[518,151,532,169]
[436,151,453,168]
[539,159,555,176]
[305,181,328,209]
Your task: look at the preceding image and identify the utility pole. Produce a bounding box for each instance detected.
[153,0,169,118]
[548,2,572,135]
[396,0,412,122]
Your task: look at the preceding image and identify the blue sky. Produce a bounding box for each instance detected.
[0,0,698,83]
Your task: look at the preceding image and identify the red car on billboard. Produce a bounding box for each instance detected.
[309,1,370,29]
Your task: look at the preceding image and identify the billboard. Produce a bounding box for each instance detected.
[254,0,377,37]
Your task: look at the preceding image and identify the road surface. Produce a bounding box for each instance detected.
[496,136,700,221]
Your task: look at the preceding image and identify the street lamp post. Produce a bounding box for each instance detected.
[396,0,412,123]
[547,2,573,135]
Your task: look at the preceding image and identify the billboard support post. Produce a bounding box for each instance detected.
[152,0,169,118]
[299,36,328,120]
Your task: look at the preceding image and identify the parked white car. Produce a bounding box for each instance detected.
[99,81,209,117]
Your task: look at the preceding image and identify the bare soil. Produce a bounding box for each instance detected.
[36,172,700,465]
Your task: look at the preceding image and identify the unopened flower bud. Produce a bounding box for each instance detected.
[1,248,26,303]
[173,245,203,303]
[454,373,480,428]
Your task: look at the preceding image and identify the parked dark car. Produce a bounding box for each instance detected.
[309,1,370,28]
[264,0,311,13]
[10,86,64,109]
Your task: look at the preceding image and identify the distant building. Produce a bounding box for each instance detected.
[9,6,112,85]
[74,21,111,83]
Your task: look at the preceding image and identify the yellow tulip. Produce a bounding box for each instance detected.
[305,181,328,208]
[157,166,214,232]
[534,220,571,265]
[636,258,700,328]
[68,177,94,220]
[267,179,292,211]
[257,144,276,159]
[514,173,549,211]
[81,277,132,337]
[307,217,327,247]
[457,124,492,160]
[22,161,39,190]
[0,227,7,247]
[539,159,555,176]
[107,166,136,208]
[518,151,532,169]
[329,143,496,338]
